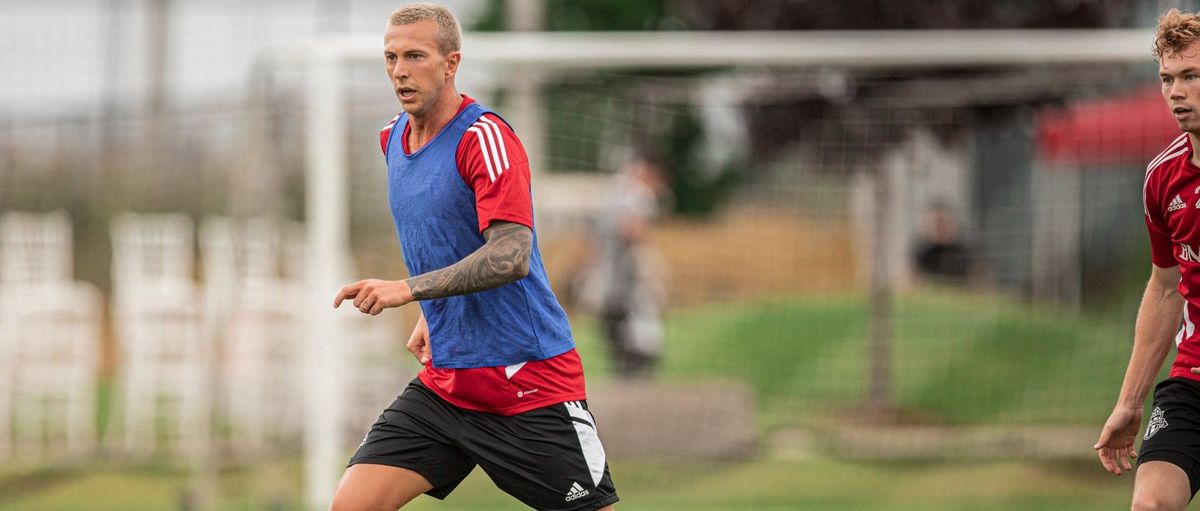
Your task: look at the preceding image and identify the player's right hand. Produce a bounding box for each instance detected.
[407,314,431,365]
[1094,406,1142,476]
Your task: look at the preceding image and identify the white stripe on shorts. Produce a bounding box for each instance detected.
[564,401,605,486]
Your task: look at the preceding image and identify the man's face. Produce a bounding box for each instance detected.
[383,20,459,117]
[1161,41,1200,133]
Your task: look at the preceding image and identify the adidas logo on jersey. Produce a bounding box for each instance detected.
[565,481,590,502]
[1169,194,1187,212]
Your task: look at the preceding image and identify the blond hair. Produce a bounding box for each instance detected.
[1155,8,1200,59]
[389,3,462,56]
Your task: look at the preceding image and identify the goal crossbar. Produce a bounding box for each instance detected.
[303,29,1153,68]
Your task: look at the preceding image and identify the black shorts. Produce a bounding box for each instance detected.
[349,379,619,510]
[1139,377,1200,497]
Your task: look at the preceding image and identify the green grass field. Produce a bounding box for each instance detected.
[641,289,1141,427]
[0,458,1135,511]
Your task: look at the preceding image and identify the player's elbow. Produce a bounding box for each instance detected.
[512,255,530,280]
[485,222,532,282]
[507,228,532,280]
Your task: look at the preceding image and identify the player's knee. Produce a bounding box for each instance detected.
[328,490,390,511]
[327,494,358,511]
[328,498,393,511]
[328,481,423,511]
[1132,493,1185,511]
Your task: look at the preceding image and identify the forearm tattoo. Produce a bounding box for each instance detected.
[407,222,532,300]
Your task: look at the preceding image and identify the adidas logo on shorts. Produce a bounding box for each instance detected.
[1145,407,1169,440]
[565,481,590,502]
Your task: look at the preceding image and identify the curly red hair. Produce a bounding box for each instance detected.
[1155,8,1200,59]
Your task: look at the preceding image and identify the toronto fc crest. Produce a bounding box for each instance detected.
[1145,407,1169,440]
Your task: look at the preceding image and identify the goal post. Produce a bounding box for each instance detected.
[303,44,350,511]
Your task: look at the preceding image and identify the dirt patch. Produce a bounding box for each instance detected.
[587,379,757,462]
[541,206,858,308]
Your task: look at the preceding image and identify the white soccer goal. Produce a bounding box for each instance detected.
[293,28,1155,509]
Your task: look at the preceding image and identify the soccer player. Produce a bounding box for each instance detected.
[328,4,618,510]
[1096,9,1200,511]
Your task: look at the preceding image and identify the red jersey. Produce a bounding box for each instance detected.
[1144,133,1200,381]
[379,95,587,415]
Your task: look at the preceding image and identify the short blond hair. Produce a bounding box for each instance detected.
[389,3,462,56]
[1155,8,1200,59]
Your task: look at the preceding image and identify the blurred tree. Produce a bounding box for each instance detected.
[474,0,669,31]
[653,105,741,216]
[667,0,1139,30]
[471,0,1145,218]
[477,0,1142,31]
[475,0,736,216]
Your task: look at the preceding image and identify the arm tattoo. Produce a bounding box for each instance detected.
[406,221,532,300]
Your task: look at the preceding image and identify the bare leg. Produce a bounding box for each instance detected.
[1132,461,1191,511]
[329,464,434,511]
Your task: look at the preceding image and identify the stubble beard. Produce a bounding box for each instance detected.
[406,82,444,119]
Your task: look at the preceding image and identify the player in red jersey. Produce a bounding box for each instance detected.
[374,94,590,416]
[328,4,616,510]
[1096,9,1200,510]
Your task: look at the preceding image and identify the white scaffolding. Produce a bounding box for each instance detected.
[3,284,102,461]
[0,211,101,463]
[110,213,208,459]
[200,217,306,455]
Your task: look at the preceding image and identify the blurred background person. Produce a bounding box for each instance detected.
[913,201,971,284]
[572,158,670,379]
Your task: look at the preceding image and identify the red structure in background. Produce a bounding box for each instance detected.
[1037,85,1181,167]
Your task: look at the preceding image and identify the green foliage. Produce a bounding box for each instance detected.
[661,106,743,217]
[472,0,670,32]
[471,2,742,218]
[538,82,618,174]
[542,0,668,31]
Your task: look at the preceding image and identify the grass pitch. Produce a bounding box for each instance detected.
[0,457,1133,511]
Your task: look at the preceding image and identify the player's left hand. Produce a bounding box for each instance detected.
[333,279,414,315]
[407,314,431,365]
[1191,367,1200,374]
[1094,406,1141,476]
